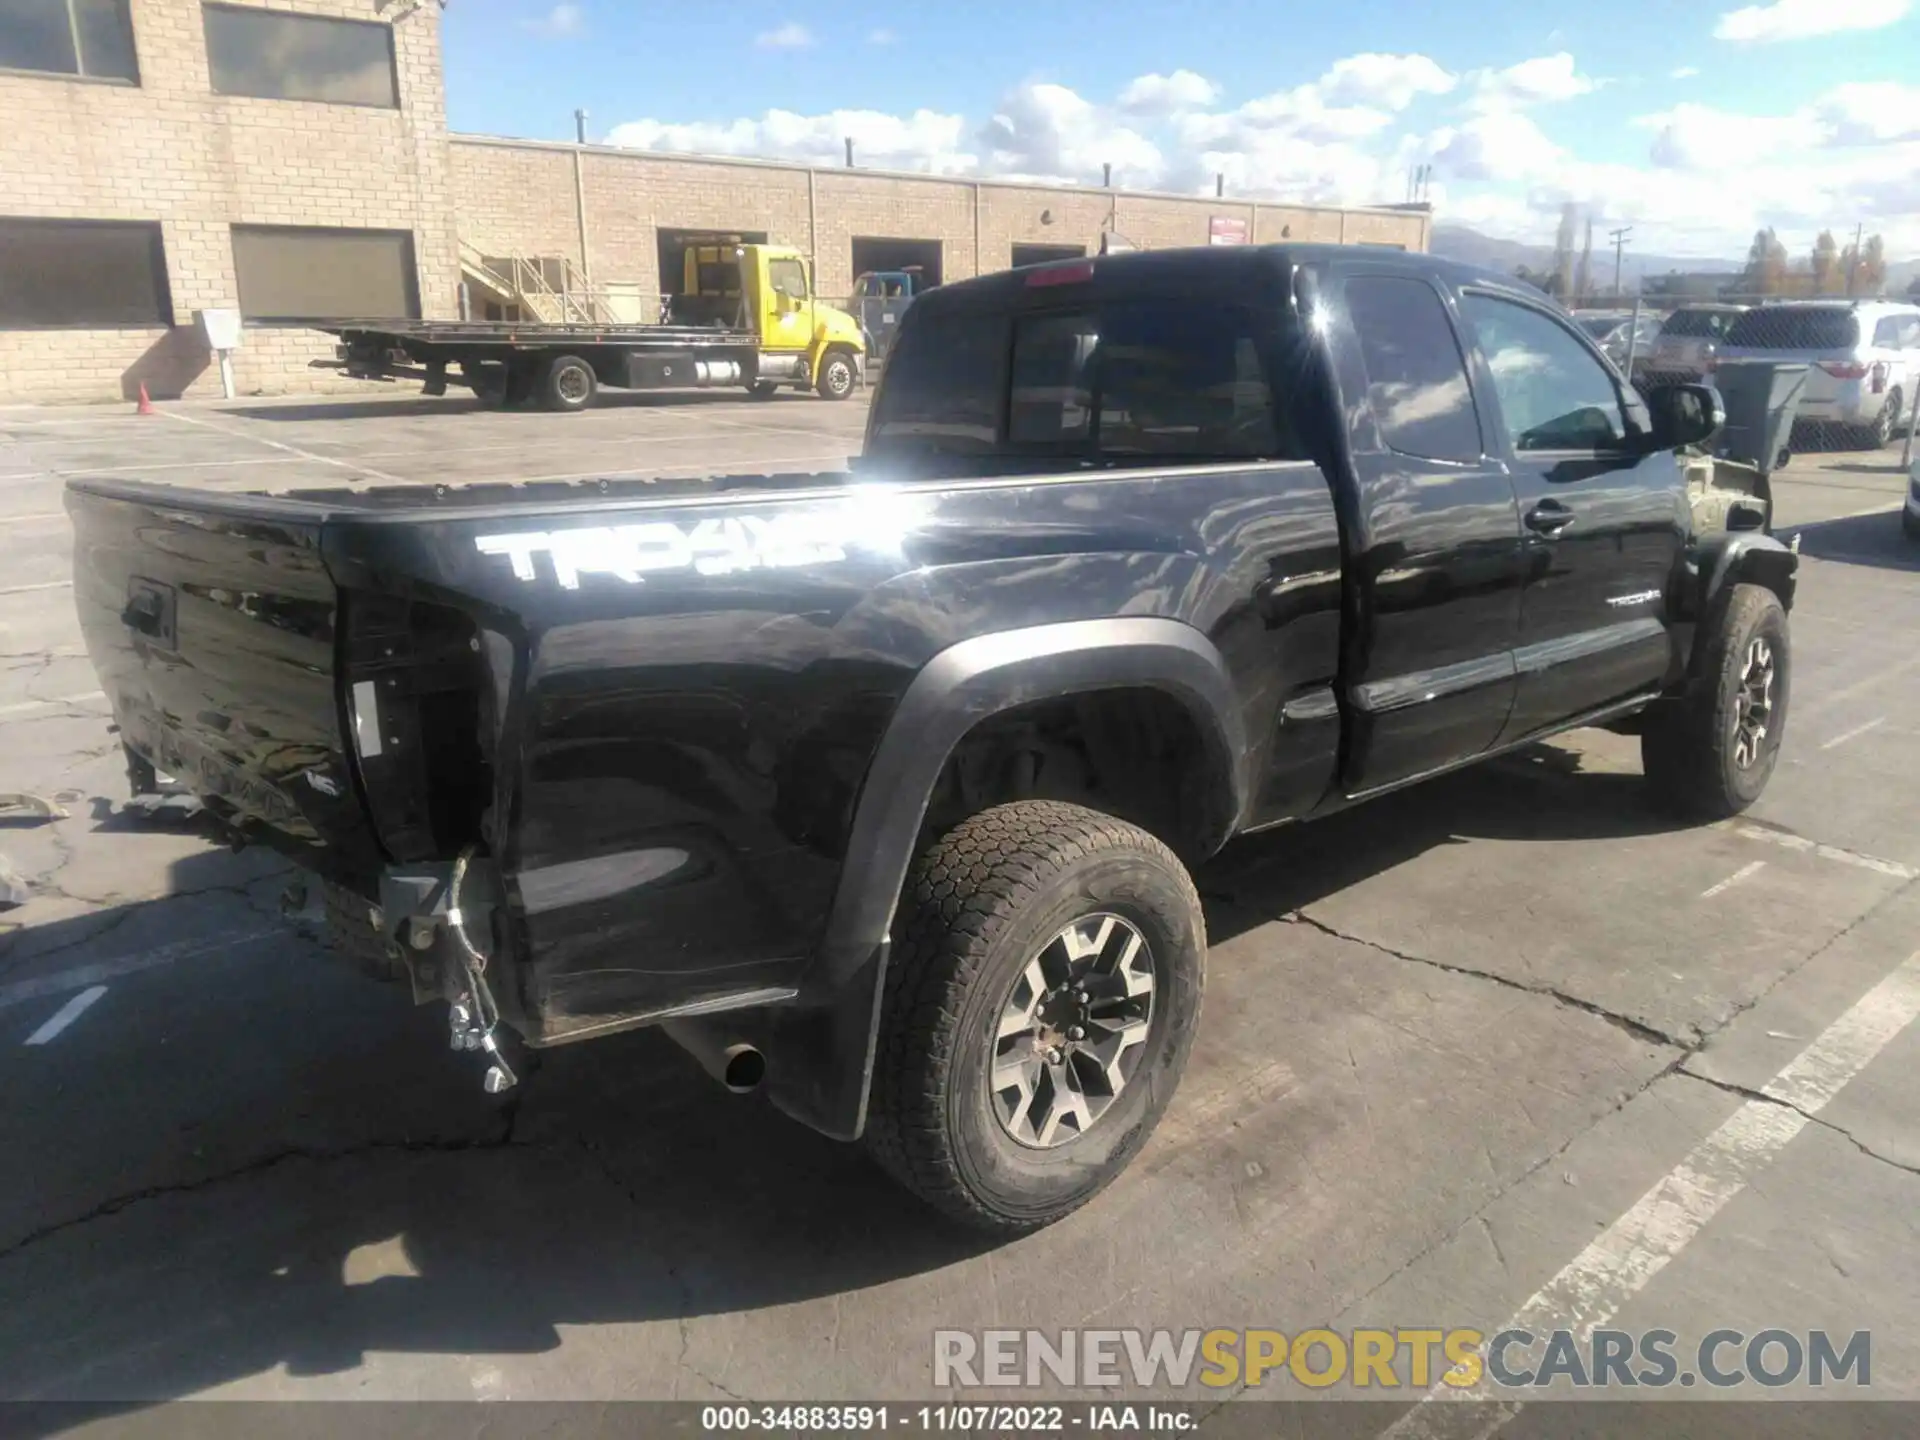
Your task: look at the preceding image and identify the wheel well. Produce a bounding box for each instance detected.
[918,688,1232,865]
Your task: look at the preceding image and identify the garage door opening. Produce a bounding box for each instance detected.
[1011,243,1086,269]
[850,237,943,292]
[657,228,767,322]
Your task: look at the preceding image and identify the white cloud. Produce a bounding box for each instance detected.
[1425,114,1565,181]
[520,3,582,37]
[1812,82,1920,144]
[1117,70,1221,116]
[599,52,1920,260]
[605,108,976,174]
[978,81,1165,185]
[1713,0,1910,41]
[868,27,897,45]
[1669,65,1700,79]
[1466,53,1597,111]
[754,21,814,50]
[1314,53,1457,109]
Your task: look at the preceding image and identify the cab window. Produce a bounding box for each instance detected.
[1462,293,1627,452]
[768,259,809,301]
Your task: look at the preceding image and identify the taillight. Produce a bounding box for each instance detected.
[1025,261,1094,288]
[1819,361,1870,380]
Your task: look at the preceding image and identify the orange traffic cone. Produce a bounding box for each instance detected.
[136,382,154,416]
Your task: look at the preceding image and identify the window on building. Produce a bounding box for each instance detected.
[203,4,396,107]
[0,218,169,327]
[231,226,418,322]
[0,0,138,81]
[1345,275,1482,463]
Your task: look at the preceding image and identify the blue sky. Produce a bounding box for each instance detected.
[443,0,1920,260]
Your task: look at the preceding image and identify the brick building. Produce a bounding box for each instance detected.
[0,0,1429,404]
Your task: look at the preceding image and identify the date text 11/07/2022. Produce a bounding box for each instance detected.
[700,1407,1196,1433]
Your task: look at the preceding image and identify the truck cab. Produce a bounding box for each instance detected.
[678,241,866,396]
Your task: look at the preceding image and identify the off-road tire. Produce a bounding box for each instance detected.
[864,801,1206,1233]
[815,348,857,401]
[1641,583,1790,819]
[540,354,598,412]
[322,879,407,984]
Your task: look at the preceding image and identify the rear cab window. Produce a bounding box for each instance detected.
[869,289,1304,469]
[1661,309,1738,340]
[1725,307,1860,351]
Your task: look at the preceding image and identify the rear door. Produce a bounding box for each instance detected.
[1325,268,1525,794]
[1455,290,1686,741]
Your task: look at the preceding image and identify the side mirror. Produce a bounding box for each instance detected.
[1643,382,1724,451]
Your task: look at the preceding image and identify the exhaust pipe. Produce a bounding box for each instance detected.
[660,1019,766,1095]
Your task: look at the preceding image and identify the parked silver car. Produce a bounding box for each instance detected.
[1633,304,1750,388]
[1717,300,1920,448]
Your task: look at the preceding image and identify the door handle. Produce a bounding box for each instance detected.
[1524,500,1577,536]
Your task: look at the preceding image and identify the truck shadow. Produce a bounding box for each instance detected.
[0,739,1666,1412]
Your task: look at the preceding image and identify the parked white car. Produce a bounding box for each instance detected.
[1718,301,1920,448]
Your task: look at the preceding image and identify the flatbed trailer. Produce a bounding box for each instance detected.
[322,318,864,411]
[319,241,868,412]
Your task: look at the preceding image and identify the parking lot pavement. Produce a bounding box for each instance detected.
[1,394,1916,1423]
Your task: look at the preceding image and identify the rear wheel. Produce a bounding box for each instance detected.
[1859,389,1900,449]
[864,801,1206,1233]
[815,348,857,401]
[1903,507,1920,541]
[540,354,598,412]
[1641,583,1790,819]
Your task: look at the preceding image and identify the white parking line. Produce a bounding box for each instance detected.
[158,408,408,485]
[0,581,72,596]
[22,985,107,1046]
[1384,949,1920,1438]
[1721,822,1917,880]
[0,927,280,1012]
[1699,860,1766,899]
[1819,716,1886,750]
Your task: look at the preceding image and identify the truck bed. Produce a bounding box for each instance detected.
[324,319,761,350]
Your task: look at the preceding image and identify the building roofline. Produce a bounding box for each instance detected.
[448,131,1427,221]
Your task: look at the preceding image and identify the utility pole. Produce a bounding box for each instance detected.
[845,137,855,168]
[1609,225,1632,299]
[574,108,588,144]
[1846,221,1863,296]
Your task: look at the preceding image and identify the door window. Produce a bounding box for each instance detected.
[767,259,809,301]
[1463,294,1627,452]
[1345,275,1482,463]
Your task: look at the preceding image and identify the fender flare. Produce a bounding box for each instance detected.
[1694,531,1797,620]
[1667,532,1798,686]
[739,617,1249,1141]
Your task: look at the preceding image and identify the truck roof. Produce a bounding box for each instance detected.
[909,243,1536,316]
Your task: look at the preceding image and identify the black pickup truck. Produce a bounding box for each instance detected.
[66,246,1798,1232]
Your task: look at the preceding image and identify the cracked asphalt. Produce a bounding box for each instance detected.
[1,392,1917,1429]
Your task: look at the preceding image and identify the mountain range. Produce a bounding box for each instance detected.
[1429,223,1920,295]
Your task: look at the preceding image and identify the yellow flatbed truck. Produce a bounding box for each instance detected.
[322,243,866,411]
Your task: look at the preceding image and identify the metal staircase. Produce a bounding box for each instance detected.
[459,241,615,325]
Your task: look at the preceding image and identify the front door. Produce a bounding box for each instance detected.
[1456,291,1687,742]
[1328,269,1527,795]
[760,255,814,354]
